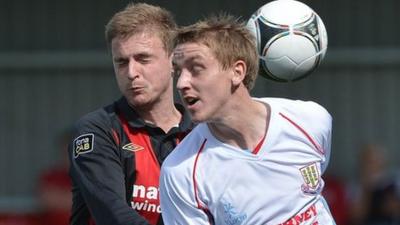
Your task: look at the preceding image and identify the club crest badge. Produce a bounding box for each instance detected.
[300,163,321,195]
[73,133,94,158]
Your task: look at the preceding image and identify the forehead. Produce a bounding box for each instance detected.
[173,42,214,63]
[112,31,164,52]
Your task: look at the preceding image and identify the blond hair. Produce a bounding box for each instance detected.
[175,14,259,90]
[105,3,177,54]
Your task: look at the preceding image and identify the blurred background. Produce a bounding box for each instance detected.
[0,0,399,224]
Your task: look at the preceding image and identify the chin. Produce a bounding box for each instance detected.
[189,113,209,124]
[191,118,203,124]
[126,98,150,108]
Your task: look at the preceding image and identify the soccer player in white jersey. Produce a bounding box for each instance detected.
[159,14,336,225]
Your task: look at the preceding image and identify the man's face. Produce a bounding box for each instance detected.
[174,42,234,123]
[111,31,173,108]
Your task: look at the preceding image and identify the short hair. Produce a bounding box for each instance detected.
[175,14,259,90]
[105,3,177,54]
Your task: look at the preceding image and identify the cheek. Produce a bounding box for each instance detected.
[114,65,127,78]
[114,73,129,90]
[202,81,229,103]
[212,81,234,106]
[206,72,232,93]
[114,72,124,81]
[153,66,173,82]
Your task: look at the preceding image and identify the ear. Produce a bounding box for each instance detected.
[231,60,247,86]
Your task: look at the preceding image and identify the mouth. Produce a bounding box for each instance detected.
[183,96,199,107]
[129,86,144,91]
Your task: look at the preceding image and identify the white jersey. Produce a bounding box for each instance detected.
[160,98,335,225]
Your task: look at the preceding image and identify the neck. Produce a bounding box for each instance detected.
[208,98,270,151]
[133,98,182,133]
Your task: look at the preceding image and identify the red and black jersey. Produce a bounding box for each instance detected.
[68,97,192,225]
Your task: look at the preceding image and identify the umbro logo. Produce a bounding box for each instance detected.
[122,143,144,152]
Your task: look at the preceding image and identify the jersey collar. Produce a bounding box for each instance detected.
[116,96,193,132]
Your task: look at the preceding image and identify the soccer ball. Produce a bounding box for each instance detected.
[246,0,328,82]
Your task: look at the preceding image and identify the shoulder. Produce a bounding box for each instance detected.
[259,98,332,144]
[70,102,119,154]
[260,97,332,125]
[73,101,118,133]
[69,101,123,160]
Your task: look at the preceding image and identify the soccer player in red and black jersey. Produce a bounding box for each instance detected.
[68,3,192,225]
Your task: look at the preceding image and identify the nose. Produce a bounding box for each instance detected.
[176,70,191,91]
[127,60,140,80]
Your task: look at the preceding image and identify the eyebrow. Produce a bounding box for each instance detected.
[174,53,204,62]
[113,56,127,62]
[174,48,206,59]
[113,52,153,61]
[174,55,204,69]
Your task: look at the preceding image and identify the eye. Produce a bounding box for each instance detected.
[114,59,128,67]
[135,54,152,64]
[190,65,204,74]
[138,58,151,64]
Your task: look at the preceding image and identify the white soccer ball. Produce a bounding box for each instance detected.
[247,0,328,82]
